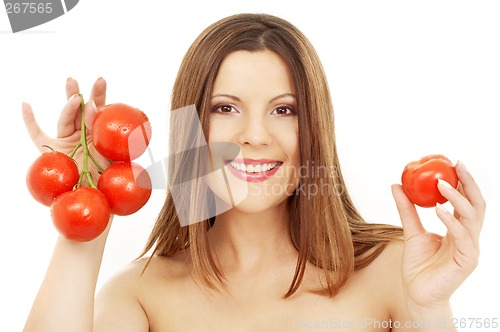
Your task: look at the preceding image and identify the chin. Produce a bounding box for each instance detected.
[220,194,290,215]
[212,183,294,214]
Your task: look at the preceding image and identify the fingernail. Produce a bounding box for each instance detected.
[457,160,467,172]
[70,93,80,101]
[91,99,97,113]
[21,101,29,113]
[436,203,449,214]
[438,179,453,190]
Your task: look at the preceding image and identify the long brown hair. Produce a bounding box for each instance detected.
[141,13,403,298]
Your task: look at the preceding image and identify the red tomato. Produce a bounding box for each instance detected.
[401,154,459,208]
[97,162,152,216]
[51,187,110,242]
[26,151,79,206]
[92,103,152,162]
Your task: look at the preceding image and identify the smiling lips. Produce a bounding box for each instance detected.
[225,158,282,182]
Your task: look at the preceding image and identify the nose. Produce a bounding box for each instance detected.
[236,114,272,147]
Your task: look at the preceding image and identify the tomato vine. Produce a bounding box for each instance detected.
[73,94,105,189]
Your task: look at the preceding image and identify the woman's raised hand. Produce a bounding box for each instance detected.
[22,77,111,183]
[392,161,486,314]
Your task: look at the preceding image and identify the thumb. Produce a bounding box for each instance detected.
[22,102,49,152]
[392,184,426,241]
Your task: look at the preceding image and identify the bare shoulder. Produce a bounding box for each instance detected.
[94,258,151,331]
[366,240,406,298]
[93,253,189,331]
[101,257,149,285]
[97,253,189,294]
[372,240,404,272]
[358,239,413,326]
[354,239,404,280]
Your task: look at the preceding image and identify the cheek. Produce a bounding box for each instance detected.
[272,123,300,189]
[274,122,299,162]
[208,118,233,143]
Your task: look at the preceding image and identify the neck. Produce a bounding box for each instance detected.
[208,202,297,275]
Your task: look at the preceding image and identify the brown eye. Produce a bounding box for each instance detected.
[220,105,233,113]
[271,106,295,116]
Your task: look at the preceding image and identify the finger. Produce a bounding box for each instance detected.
[452,182,465,220]
[84,99,98,131]
[455,161,486,223]
[436,204,479,272]
[63,78,81,134]
[392,184,425,241]
[89,77,107,110]
[438,179,475,222]
[57,94,82,138]
[65,77,80,100]
[438,179,481,250]
[22,102,49,152]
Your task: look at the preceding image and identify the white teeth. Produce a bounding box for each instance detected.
[229,162,278,173]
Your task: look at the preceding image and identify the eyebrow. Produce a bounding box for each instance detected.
[211,93,296,103]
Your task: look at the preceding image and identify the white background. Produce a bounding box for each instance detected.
[1,1,499,330]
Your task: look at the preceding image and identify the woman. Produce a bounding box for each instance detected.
[23,13,485,331]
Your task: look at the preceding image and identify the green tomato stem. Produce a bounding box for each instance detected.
[88,152,105,174]
[41,144,54,152]
[78,94,97,188]
[68,143,81,158]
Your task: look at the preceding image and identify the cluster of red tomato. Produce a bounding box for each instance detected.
[26,100,153,242]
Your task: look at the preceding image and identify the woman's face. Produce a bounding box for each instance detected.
[206,49,300,214]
